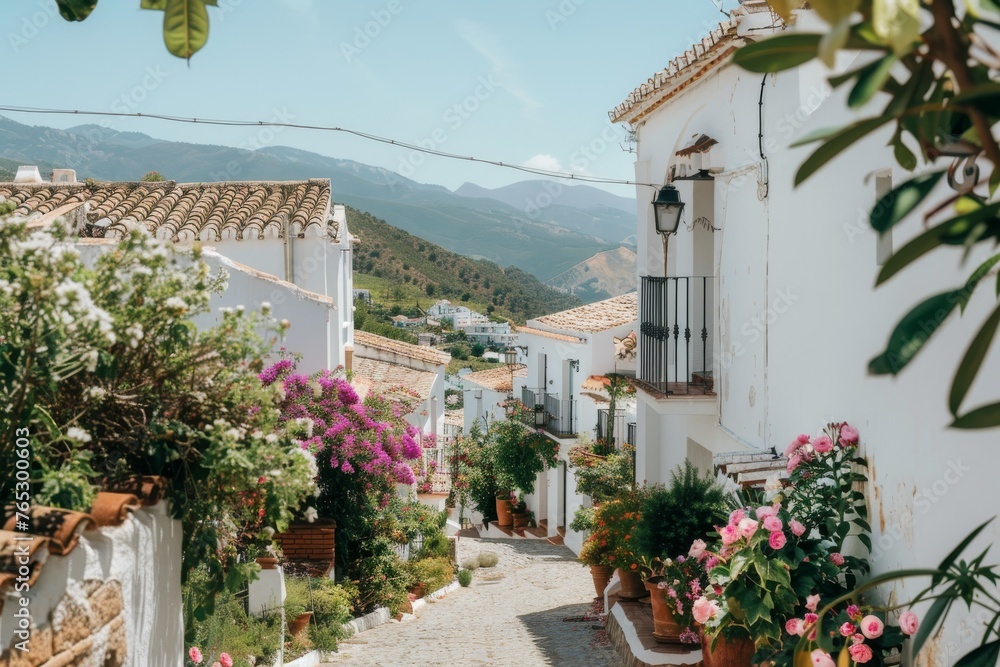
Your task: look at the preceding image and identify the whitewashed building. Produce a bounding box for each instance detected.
[610,1,1000,660]
[0,174,355,374]
[426,300,488,328]
[513,293,638,554]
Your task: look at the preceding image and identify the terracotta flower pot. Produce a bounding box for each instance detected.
[255,556,279,570]
[644,577,688,645]
[589,565,614,598]
[288,611,313,637]
[512,512,529,528]
[495,497,513,527]
[409,583,427,599]
[617,568,648,600]
[700,629,756,667]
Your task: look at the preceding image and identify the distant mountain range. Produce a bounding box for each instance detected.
[0,115,637,296]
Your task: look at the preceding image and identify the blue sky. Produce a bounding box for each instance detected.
[2,0,737,194]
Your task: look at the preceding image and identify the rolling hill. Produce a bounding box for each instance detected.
[545,246,638,303]
[0,116,635,284]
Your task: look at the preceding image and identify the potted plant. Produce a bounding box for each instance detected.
[695,423,911,666]
[577,529,615,598]
[645,556,705,646]
[495,490,514,527]
[579,487,649,600]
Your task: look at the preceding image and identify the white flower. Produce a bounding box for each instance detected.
[84,349,99,373]
[260,301,272,314]
[265,433,279,444]
[261,526,275,539]
[164,296,188,312]
[85,386,107,401]
[304,507,318,523]
[66,427,92,443]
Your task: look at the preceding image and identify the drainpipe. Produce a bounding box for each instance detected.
[282,214,294,283]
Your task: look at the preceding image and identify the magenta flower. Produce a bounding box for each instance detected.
[812,435,833,453]
[846,604,861,621]
[830,552,845,566]
[839,622,856,637]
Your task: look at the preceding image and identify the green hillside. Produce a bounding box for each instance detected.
[348,206,581,324]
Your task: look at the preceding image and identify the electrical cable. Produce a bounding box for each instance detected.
[0,105,661,190]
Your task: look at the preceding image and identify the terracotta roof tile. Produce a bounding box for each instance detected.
[354,331,450,366]
[0,529,51,587]
[352,357,438,401]
[462,365,526,393]
[88,492,141,527]
[2,507,95,556]
[0,179,337,242]
[531,292,637,334]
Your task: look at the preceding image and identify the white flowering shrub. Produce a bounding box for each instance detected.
[0,212,316,624]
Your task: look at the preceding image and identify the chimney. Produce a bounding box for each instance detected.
[13,166,43,184]
[51,169,77,184]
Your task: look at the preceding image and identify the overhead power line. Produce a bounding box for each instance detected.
[0,105,658,189]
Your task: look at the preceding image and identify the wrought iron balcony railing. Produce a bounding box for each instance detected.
[639,276,714,395]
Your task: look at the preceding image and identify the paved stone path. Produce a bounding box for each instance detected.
[323,537,618,667]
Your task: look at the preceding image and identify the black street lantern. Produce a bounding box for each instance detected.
[534,407,547,427]
[652,184,685,235]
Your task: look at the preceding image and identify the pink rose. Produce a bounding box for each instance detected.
[789,519,806,537]
[848,643,874,663]
[812,435,833,453]
[830,552,845,566]
[811,650,836,667]
[763,515,783,532]
[211,663,221,667]
[219,654,233,667]
[729,508,746,524]
[786,618,805,636]
[705,556,720,571]
[852,633,866,644]
[719,524,740,546]
[738,518,759,538]
[768,530,787,550]
[804,612,818,625]
[784,434,810,456]
[787,453,803,472]
[805,594,820,612]
[755,504,779,520]
[689,539,707,559]
[898,611,919,635]
[839,622,856,637]
[846,604,861,621]
[840,423,859,445]
[860,615,884,639]
[692,597,720,624]
[188,648,203,665]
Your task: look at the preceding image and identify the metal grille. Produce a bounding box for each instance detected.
[639,276,714,394]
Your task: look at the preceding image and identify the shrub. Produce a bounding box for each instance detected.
[460,558,479,571]
[405,556,456,594]
[458,569,473,587]
[633,461,726,563]
[477,551,499,568]
[417,532,450,560]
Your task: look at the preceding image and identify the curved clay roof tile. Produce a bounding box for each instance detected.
[89,492,141,527]
[2,507,95,556]
[102,475,168,506]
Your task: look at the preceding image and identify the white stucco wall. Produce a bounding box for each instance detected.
[627,9,1000,660]
[0,504,183,666]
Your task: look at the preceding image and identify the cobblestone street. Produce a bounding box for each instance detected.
[323,537,618,667]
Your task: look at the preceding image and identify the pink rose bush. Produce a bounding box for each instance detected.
[693,423,914,665]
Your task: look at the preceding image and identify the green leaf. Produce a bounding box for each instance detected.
[936,519,994,582]
[912,594,952,656]
[795,116,895,185]
[733,34,823,73]
[848,54,897,108]
[948,306,1000,417]
[952,82,1000,119]
[870,171,945,233]
[161,0,210,60]
[893,135,918,170]
[810,0,861,24]
[952,401,1000,428]
[958,253,1000,312]
[140,0,167,8]
[56,0,98,21]
[955,641,1000,667]
[868,291,960,375]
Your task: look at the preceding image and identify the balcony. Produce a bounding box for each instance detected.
[595,408,628,449]
[520,387,578,438]
[639,276,714,396]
